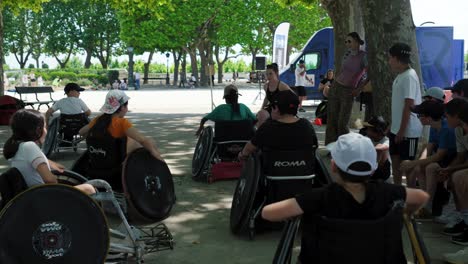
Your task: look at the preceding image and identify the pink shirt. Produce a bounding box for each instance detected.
[336,50,367,88]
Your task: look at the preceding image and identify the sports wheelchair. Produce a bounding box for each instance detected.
[192,120,255,183]
[42,113,89,157]
[230,148,325,240]
[271,148,431,264]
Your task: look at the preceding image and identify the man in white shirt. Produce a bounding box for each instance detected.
[388,43,423,185]
[294,60,311,112]
[134,72,141,90]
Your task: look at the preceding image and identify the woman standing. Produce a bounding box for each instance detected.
[325,32,368,145]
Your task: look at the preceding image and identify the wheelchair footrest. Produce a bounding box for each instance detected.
[210,162,243,183]
[136,223,174,253]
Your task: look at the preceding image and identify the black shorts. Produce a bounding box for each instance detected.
[389,133,418,160]
[371,160,391,181]
[292,86,306,97]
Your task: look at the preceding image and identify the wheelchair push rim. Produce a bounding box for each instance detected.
[0,184,109,264]
[191,126,213,181]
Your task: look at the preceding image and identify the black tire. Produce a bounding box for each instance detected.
[315,100,328,124]
[230,153,262,234]
[273,217,301,264]
[70,151,90,177]
[42,117,59,158]
[52,170,88,186]
[0,185,109,264]
[191,126,213,181]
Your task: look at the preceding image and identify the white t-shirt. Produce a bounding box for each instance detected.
[134,72,140,80]
[390,68,422,138]
[51,97,89,115]
[295,66,307,86]
[455,126,468,153]
[9,141,50,187]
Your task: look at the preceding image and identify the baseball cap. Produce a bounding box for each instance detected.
[411,100,445,120]
[223,84,241,98]
[362,116,388,134]
[64,83,85,94]
[99,90,130,114]
[299,59,305,64]
[423,87,445,102]
[451,79,468,96]
[329,133,377,176]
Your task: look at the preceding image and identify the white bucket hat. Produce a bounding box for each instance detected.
[100,90,130,114]
[328,132,377,176]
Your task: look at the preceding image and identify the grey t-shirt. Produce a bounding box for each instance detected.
[455,126,468,153]
[52,97,89,115]
[9,141,50,187]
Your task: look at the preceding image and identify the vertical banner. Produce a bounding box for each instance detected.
[272,22,290,70]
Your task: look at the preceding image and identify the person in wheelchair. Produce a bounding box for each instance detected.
[195,84,256,136]
[261,132,429,263]
[361,116,391,181]
[79,90,164,190]
[318,69,334,99]
[238,90,317,160]
[3,109,95,195]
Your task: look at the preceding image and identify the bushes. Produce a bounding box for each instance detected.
[49,71,78,81]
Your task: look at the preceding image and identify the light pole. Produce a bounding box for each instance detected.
[165,52,170,85]
[127,46,134,89]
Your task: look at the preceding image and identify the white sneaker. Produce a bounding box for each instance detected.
[434,211,461,226]
[444,248,468,264]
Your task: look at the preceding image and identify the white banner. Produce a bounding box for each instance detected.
[272,22,290,70]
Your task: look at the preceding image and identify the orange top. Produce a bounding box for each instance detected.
[88,116,132,138]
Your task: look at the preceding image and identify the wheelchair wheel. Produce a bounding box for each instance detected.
[405,215,431,264]
[192,126,213,181]
[0,184,109,264]
[71,150,90,177]
[315,100,327,124]
[273,217,301,264]
[230,153,262,234]
[123,148,176,223]
[42,117,59,158]
[53,170,88,186]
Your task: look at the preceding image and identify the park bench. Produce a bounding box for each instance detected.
[15,86,55,110]
[143,74,169,85]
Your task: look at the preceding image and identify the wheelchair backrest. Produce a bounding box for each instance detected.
[59,113,89,136]
[0,168,28,210]
[310,202,405,264]
[213,120,255,142]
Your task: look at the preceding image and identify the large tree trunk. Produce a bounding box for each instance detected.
[84,49,93,69]
[214,45,230,84]
[0,11,4,96]
[187,49,198,84]
[198,40,212,87]
[322,0,364,144]
[361,0,422,122]
[172,50,181,86]
[143,51,154,84]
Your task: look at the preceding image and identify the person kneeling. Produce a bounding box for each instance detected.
[262,133,429,264]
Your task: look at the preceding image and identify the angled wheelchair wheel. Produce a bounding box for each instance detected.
[273,217,301,264]
[70,150,90,177]
[53,170,88,186]
[405,215,431,264]
[230,153,262,235]
[123,148,176,223]
[0,184,109,264]
[42,117,59,158]
[191,126,214,181]
[315,100,327,124]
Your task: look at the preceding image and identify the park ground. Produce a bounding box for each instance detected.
[0,81,464,263]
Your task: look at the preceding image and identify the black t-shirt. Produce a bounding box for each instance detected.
[296,181,406,263]
[250,118,318,151]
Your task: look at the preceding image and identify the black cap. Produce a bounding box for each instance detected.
[272,90,299,115]
[362,116,388,134]
[451,79,468,97]
[299,59,305,64]
[411,100,445,120]
[64,83,85,94]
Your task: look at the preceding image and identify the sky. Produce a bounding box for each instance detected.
[5,0,468,70]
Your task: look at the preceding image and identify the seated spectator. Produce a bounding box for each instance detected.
[3,109,95,195]
[79,90,164,190]
[437,99,468,246]
[238,90,317,159]
[45,83,91,124]
[401,100,457,218]
[318,69,334,99]
[119,79,128,90]
[112,80,120,90]
[451,79,468,99]
[261,132,429,264]
[362,116,391,181]
[423,86,445,103]
[189,74,197,89]
[196,85,255,136]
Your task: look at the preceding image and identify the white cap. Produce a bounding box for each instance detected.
[330,132,377,176]
[100,90,130,114]
[423,87,445,102]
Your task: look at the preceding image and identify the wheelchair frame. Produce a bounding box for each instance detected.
[43,114,88,157]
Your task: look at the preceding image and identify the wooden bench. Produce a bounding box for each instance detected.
[15,86,55,110]
[143,76,169,85]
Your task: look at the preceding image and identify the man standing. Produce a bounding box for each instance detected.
[388,43,423,185]
[134,72,141,90]
[294,60,310,112]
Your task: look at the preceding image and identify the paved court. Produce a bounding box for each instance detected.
[0,82,464,263]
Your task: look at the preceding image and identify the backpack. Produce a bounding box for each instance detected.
[0,95,25,125]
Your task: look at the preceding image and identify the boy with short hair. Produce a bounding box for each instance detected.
[45,83,91,124]
[362,116,391,181]
[262,132,429,264]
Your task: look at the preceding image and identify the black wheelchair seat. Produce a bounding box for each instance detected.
[59,113,89,139]
[213,120,255,162]
[0,168,28,211]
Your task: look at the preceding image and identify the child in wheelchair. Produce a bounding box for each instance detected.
[196,84,256,137]
[262,132,429,263]
[3,109,95,195]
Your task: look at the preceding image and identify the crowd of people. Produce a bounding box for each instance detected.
[2,35,468,262]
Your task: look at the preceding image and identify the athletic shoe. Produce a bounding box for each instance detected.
[434,208,460,225]
[444,220,468,236]
[299,108,306,112]
[444,248,468,264]
[452,230,468,246]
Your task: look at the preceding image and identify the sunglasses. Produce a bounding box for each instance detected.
[345,40,352,44]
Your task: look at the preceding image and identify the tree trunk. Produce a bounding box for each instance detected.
[321,0,364,144]
[198,40,213,87]
[172,50,181,86]
[187,49,198,84]
[143,51,154,84]
[361,0,422,122]
[215,45,230,84]
[0,11,4,96]
[84,49,93,69]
